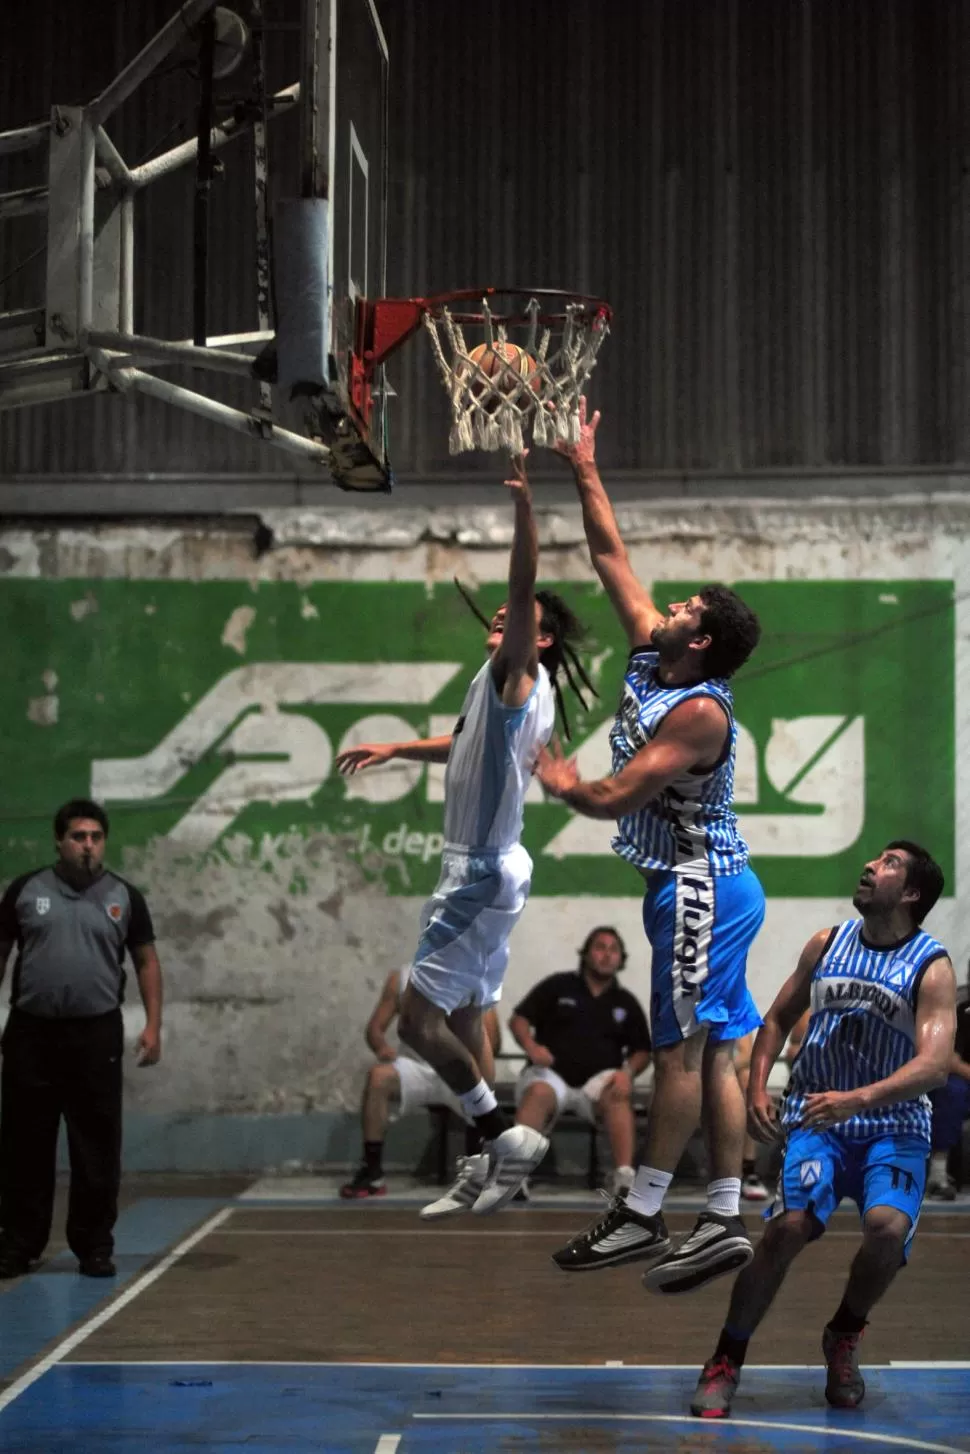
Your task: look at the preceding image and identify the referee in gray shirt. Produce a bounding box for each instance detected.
[0,798,163,1279]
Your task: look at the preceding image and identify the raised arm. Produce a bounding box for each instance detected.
[491,451,541,709]
[536,695,728,818]
[336,734,453,776]
[554,398,663,647]
[745,928,830,1142]
[801,956,958,1131]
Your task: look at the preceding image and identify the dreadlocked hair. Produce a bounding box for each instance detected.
[535,589,598,740]
[452,580,598,739]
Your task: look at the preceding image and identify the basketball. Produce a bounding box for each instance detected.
[465,341,536,397]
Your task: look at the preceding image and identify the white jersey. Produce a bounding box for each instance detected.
[442,661,555,852]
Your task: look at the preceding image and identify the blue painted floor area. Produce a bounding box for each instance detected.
[3,1363,970,1453]
[0,1199,225,1383]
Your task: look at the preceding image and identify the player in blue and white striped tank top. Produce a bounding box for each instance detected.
[538,400,769,1294]
[609,649,748,877]
[781,917,947,1143]
[690,841,958,1419]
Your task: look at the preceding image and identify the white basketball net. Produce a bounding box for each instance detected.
[423,296,610,456]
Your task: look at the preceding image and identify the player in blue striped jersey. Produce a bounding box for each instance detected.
[692,841,956,1419]
[536,400,765,1293]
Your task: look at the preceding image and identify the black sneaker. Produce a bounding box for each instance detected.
[551,1197,670,1271]
[642,1212,753,1295]
[78,1254,116,1278]
[339,1165,387,1200]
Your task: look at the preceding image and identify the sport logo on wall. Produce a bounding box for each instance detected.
[0,579,954,897]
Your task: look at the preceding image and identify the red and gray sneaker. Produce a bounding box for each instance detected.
[690,1354,741,1418]
[339,1165,387,1199]
[822,1325,866,1408]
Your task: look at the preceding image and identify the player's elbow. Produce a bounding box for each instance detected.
[924,1060,950,1091]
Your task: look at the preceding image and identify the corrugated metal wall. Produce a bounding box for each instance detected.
[3,0,970,479]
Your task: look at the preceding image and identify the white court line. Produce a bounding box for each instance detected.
[63,1359,970,1371]
[373,1438,401,1453]
[0,1207,232,1415]
[412,1412,965,1453]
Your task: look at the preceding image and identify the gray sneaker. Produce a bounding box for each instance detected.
[471,1125,549,1215]
[690,1355,741,1418]
[822,1325,865,1408]
[419,1154,488,1220]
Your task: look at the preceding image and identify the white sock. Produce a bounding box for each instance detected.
[626,1165,673,1217]
[458,1080,497,1120]
[707,1177,742,1218]
[929,1152,948,1183]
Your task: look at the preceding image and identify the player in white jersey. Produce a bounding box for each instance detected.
[536,399,765,1293]
[335,453,587,1217]
[691,841,956,1419]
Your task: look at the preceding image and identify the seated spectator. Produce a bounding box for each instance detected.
[508,926,651,1197]
[927,980,970,1200]
[340,965,500,1199]
[735,1008,810,1202]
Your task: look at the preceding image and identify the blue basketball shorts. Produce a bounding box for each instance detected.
[772,1127,929,1262]
[643,862,765,1049]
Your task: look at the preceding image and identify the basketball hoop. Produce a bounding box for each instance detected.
[351,287,611,460]
[422,289,611,455]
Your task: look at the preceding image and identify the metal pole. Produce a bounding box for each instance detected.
[86,330,256,375]
[127,84,299,190]
[119,198,135,334]
[251,0,274,416]
[91,358,334,465]
[78,113,96,335]
[193,12,216,346]
[94,127,134,188]
[89,0,219,127]
[299,0,334,198]
[0,186,48,221]
[0,122,49,158]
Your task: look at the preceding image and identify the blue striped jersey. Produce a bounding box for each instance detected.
[442,661,555,852]
[608,648,749,876]
[781,919,949,1143]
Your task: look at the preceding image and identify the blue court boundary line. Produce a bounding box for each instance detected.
[0,1197,226,1385]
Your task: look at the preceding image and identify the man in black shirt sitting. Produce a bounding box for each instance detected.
[509,926,651,1197]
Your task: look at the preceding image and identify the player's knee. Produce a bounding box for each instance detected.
[862,1205,910,1251]
[762,1210,816,1262]
[603,1070,633,1102]
[368,1062,399,1098]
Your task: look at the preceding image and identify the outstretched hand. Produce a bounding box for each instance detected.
[535,738,580,799]
[335,743,395,776]
[504,449,530,495]
[552,395,601,468]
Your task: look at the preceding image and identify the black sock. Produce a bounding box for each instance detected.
[474,1106,508,1142]
[714,1326,750,1368]
[363,1140,383,1177]
[464,1124,485,1157]
[742,1158,756,1178]
[828,1298,867,1336]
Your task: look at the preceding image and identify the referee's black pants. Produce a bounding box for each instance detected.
[0,1007,123,1261]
